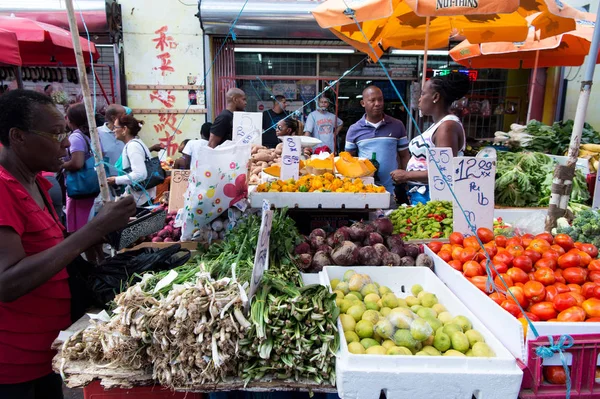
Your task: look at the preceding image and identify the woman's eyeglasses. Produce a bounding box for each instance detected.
[28,129,70,143]
[276,125,283,131]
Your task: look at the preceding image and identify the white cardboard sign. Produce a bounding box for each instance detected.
[426,147,453,201]
[280,136,302,181]
[452,157,496,236]
[249,200,273,300]
[233,112,262,145]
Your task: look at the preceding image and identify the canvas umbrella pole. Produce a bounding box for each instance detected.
[64,0,110,203]
[545,0,600,231]
[421,16,431,88]
[526,49,540,122]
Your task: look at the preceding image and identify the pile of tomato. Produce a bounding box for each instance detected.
[428,229,600,323]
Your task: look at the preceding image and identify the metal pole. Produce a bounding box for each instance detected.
[14,66,23,89]
[526,49,540,122]
[546,0,600,230]
[65,0,110,203]
[421,16,431,89]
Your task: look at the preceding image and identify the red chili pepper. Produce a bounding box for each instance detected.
[407,218,412,224]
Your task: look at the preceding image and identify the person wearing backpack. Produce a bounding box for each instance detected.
[106,114,157,206]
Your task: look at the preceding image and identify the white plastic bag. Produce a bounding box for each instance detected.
[179,140,252,241]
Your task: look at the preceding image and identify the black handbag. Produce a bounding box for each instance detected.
[124,140,165,190]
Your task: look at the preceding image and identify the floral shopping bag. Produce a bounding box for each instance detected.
[179,140,251,241]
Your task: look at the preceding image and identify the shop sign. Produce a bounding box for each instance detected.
[427,68,478,81]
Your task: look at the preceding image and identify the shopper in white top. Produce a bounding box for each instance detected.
[106,114,156,206]
[390,72,470,204]
[97,104,126,176]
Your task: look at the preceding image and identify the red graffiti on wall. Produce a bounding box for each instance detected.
[154,113,182,156]
[149,89,175,108]
[154,52,175,76]
[153,26,178,52]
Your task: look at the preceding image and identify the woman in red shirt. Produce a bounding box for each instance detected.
[0,90,136,399]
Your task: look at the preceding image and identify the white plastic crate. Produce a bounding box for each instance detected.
[426,246,600,365]
[248,186,391,209]
[320,266,523,399]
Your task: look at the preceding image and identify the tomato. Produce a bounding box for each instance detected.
[513,255,533,273]
[449,232,464,246]
[528,239,552,254]
[528,272,536,281]
[494,252,514,267]
[523,280,546,303]
[523,249,542,264]
[518,311,540,322]
[554,269,566,284]
[448,259,463,272]
[530,302,557,321]
[553,292,578,312]
[545,285,559,302]
[489,292,506,305]
[558,252,582,269]
[579,243,599,259]
[574,242,585,250]
[588,259,600,271]
[507,245,525,258]
[567,284,583,294]
[594,285,600,299]
[551,244,567,255]
[501,299,521,317]
[534,267,556,286]
[521,234,535,248]
[428,241,443,253]
[542,250,560,262]
[441,244,453,253]
[459,247,479,264]
[451,246,464,261]
[535,257,557,271]
[554,282,571,293]
[553,233,575,251]
[492,260,508,275]
[470,276,490,293]
[495,235,507,248]
[507,267,530,284]
[563,267,587,285]
[535,232,554,244]
[464,236,483,250]
[506,237,523,248]
[495,273,514,289]
[590,270,600,282]
[582,298,600,318]
[577,250,593,267]
[438,250,452,262]
[544,366,568,384]
[463,260,483,277]
[586,317,600,322]
[476,227,494,244]
[482,243,498,258]
[582,282,598,298]
[507,286,528,308]
[571,292,586,307]
[557,306,586,322]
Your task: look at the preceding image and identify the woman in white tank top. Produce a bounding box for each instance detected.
[390,72,470,205]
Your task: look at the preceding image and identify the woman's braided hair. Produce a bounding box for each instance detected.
[430,72,471,106]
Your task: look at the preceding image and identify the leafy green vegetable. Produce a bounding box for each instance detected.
[520,119,600,155]
[556,208,600,248]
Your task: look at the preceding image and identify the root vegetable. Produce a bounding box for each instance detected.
[349,222,367,241]
[316,244,333,255]
[358,246,381,266]
[296,253,313,271]
[373,243,388,260]
[400,256,416,266]
[363,232,384,246]
[386,234,404,249]
[276,143,283,150]
[152,237,163,243]
[389,245,406,257]
[309,228,327,239]
[331,241,359,266]
[336,226,352,241]
[252,153,273,162]
[382,252,402,266]
[294,242,311,255]
[310,235,326,250]
[332,231,347,248]
[251,166,262,176]
[405,244,420,259]
[352,241,363,248]
[416,254,434,270]
[311,251,332,272]
[372,218,394,237]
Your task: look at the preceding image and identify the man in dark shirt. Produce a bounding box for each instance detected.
[261,95,289,148]
[208,88,247,148]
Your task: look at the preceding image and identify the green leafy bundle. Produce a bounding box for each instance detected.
[520,119,600,155]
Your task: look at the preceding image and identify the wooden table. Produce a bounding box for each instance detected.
[53,315,337,394]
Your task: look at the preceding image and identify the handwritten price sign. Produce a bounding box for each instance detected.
[249,200,273,300]
[452,157,496,236]
[280,136,302,181]
[427,147,453,201]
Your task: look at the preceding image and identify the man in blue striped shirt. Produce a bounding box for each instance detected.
[345,85,410,194]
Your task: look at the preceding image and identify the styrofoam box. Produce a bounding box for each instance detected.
[320,266,523,399]
[426,246,600,367]
[545,154,590,175]
[248,186,391,209]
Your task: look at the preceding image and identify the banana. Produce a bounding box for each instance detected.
[594,160,599,172]
[580,143,600,152]
[579,149,598,157]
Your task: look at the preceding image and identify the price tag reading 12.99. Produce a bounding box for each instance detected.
[280,136,302,181]
[249,200,273,300]
[452,157,496,237]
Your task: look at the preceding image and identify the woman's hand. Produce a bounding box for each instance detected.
[106,176,117,185]
[390,169,411,184]
[91,196,137,237]
[149,143,165,152]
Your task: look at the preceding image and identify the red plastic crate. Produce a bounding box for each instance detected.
[520,333,600,399]
[83,381,203,399]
